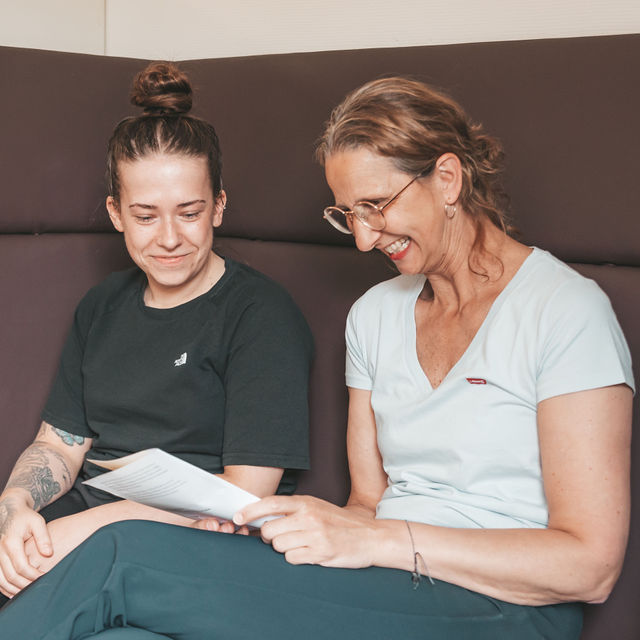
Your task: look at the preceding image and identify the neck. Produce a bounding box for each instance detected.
[422,218,527,312]
[144,252,225,309]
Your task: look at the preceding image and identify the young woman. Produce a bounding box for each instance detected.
[0,77,632,640]
[0,62,313,602]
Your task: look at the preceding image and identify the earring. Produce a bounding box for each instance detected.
[444,202,457,219]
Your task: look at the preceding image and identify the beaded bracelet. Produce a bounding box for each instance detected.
[405,520,435,588]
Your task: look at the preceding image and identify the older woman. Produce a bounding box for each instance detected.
[0,62,312,603]
[0,77,633,640]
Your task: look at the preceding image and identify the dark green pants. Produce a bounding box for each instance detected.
[0,520,583,639]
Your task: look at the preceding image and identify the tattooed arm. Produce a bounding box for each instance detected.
[0,421,91,597]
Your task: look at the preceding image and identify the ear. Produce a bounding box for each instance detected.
[434,153,463,204]
[212,190,226,228]
[106,196,124,232]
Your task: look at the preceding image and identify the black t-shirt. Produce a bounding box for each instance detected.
[42,257,313,503]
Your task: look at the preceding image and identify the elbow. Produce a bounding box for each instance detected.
[582,571,619,604]
[553,522,629,605]
[577,554,625,604]
[583,585,613,605]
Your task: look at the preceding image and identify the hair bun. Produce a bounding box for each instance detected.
[130,62,192,116]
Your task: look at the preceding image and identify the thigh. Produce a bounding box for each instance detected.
[0,521,583,640]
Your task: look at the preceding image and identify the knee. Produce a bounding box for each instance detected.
[66,522,123,569]
[52,521,163,584]
[71,520,161,566]
[86,520,167,553]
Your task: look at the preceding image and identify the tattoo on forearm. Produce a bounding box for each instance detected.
[52,427,85,446]
[6,444,72,511]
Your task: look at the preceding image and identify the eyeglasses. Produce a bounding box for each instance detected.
[323,166,432,235]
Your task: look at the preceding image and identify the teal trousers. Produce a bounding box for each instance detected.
[0,520,583,639]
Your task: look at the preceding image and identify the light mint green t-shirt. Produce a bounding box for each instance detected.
[345,248,634,529]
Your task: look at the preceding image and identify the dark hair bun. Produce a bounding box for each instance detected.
[130,62,192,115]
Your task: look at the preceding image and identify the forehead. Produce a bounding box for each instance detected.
[118,154,210,196]
[324,148,403,204]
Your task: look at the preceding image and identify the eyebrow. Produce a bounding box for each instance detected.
[177,199,207,208]
[335,195,385,210]
[128,199,207,210]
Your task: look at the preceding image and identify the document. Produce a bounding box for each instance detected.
[82,448,274,527]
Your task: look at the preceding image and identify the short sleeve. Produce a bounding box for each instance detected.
[536,278,634,402]
[221,286,313,472]
[345,299,373,390]
[41,294,97,438]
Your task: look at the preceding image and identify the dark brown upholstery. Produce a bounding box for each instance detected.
[0,35,638,638]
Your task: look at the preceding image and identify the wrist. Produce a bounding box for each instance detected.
[405,519,435,586]
[369,518,409,570]
[369,518,437,584]
[0,487,34,509]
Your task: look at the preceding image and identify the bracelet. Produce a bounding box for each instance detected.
[405,520,435,588]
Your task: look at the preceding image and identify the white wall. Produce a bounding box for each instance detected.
[0,0,104,55]
[1,0,639,60]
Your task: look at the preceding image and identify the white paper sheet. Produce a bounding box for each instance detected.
[83,448,274,527]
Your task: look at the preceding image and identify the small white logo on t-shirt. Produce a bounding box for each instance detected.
[174,352,187,367]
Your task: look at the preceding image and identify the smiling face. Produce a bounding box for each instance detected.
[325,148,463,276]
[106,153,226,308]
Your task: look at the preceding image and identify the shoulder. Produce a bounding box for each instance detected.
[223,259,295,302]
[86,267,142,298]
[523,249,614,321]
[524,250,634,395]
[74,267,142,322]
[348,274,423,322]
[345,274,422,359]
[215,258,312,343]
[217,259,306,318]
[350,273,423,309]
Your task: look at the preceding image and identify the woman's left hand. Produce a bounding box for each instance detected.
[235,495,379,568]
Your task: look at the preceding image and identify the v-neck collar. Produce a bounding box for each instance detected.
[406,247,538,391]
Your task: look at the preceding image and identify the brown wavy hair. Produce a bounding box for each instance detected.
[316,77,515,270]
[107,62,223,206]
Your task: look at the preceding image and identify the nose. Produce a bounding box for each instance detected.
[352,218,381,252]
[157,218,181,250]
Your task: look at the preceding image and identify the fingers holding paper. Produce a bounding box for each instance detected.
[191,518,250,535]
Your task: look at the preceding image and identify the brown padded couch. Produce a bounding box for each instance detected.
[0,35,638,639]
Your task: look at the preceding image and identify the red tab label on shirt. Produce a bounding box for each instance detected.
[466,378,487,385]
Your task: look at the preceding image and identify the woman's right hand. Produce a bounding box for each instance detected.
[0,492,52,597]
[234,495,380,569]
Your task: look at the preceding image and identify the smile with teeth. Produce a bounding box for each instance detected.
[384,237,410,256]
